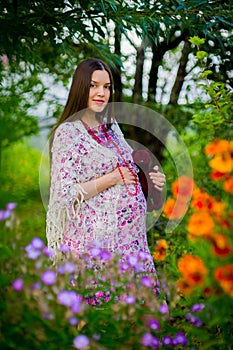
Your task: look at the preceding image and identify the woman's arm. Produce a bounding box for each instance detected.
[80,166,137,200]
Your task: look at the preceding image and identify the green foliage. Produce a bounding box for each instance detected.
[0,142,42,205]
[188,36,233,134]
[0,67,44,150]
[189,37,205,46]
[1,0,232,76]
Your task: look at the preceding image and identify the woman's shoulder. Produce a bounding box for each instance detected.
[55,121,83,137]
[111,120,124,138]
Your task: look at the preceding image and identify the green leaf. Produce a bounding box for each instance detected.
[200,70,213,78]
[196,51,208,60]
[189,36,206,46]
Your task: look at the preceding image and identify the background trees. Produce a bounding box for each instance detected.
[1,1,232,103]
[1,0,232,174]
[0,0,232,183]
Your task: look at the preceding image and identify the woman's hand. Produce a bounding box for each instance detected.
[149,165,166,192]
[112,166,137,186]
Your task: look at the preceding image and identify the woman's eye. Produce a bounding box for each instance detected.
[90,83,96,88]
[105,85,111,89]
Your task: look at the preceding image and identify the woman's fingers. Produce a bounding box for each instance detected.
[149,168,166,190]
[118,166,137,185]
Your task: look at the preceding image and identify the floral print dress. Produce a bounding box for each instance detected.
[46,120,157,277]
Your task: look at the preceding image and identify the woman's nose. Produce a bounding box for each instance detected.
[97,86,105,96]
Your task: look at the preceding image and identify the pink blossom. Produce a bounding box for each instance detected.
[40,270,56,285]
[31,237,44,250]
[125,295,136,304]
[73,335,90,349]
[0,55,9,65]
[0,210,11,221]
[12,278,24,291]
[141,275,153,287]
[6,202,17,211]
[158,303,169,314]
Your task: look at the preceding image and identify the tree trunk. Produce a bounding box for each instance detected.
[169,39,190,105]
[147,42,163,102]
[132,42,145,103]
[147,29,189,102]
[112,25,122,102]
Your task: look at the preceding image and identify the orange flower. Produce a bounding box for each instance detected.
[153,239,168,261]
[209,152,233,174]
[207,233,232,258]
[205,140,229,156]
[163,198,188,220]
[211,200,227,226]
[223,177,233,193]
[187,212,215,236]
[211,200,226,217]
[177,278,194,295]
[178,254,208,286]
[220,219,231,230]
[214,264,233,297]
[191,191,214,211]
[210,170,227,182]
[171,176,195,199]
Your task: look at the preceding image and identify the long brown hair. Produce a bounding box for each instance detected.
[54,58,114,133]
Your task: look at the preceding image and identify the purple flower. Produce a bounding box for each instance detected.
[58,290,82,313]
[162,335,173,346]
[58,261,75,274]
[59,244,70,253]
[141,332,154,346]
[141,275,153,287]
[25,244,41,259]
[0,210,11,221]
[31,237,44,250]
[6,202,17,211]
[191,303,205,312]
[135,263,145,274]
[71,301,81,313]
[40,270,56,285]
[69,316,78,326]
[101,250,111,262]
[186,313,203,327]
[173,332,188,346]
[90,247,101,258]
[128,254,138,267]
[73,335,90,349]
[125,295,136,304]
[30,282,41,291]
[158,302,169,314]
[119,261,129,271]
[0,202,17,221]
[58,290,73,306]
[93,334,101,341]
[138,250,147,260]
[43,246,55,258]
[12,278,24,291]
[151,337,160,348]
[194,318,203,327]
[148,319,160,331]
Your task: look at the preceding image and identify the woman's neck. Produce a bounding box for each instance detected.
[81,112,101,129]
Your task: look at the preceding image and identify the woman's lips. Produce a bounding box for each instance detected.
[93,100,105,104]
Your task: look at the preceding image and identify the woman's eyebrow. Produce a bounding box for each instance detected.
[91,80,111,84]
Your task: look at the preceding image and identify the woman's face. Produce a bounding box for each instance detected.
[87,70,111,113]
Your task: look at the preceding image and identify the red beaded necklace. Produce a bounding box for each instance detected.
[81,120,139,197]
